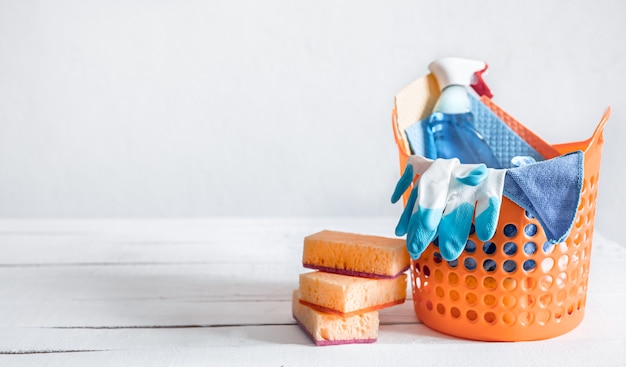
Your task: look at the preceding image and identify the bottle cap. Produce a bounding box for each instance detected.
[428,57,492,97]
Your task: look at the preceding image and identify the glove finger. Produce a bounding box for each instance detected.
[454,164,488,187]
[418,205,444,233]
[406,211,437,260]
[417,158,459,231]
[391,164,414,203]
[392,155,435,203]
[438,202,474,261]
[391,155,433,203]
[395,184,418,236]
[475,196,502,241]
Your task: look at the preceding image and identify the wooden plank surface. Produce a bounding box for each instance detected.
[0,218,625,366]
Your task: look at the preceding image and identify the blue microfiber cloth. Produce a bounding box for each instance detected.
[469,96,546,167]
[503,151,584,243]
[404,94,546,167]
[405,117,428,157]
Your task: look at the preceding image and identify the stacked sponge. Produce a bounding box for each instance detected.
[292,230,410,346]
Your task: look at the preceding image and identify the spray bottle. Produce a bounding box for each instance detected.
[423,57,501,168]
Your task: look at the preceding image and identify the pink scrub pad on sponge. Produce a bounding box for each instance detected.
[292,290,378,346]
[302,230,410,278]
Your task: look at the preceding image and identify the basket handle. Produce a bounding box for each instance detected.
[552,107,610,155]
[588,107,610,150]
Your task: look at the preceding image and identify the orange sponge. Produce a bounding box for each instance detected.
[299,271,407,317]
[302,230,410,278]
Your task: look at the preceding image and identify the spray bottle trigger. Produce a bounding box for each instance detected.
[470,65,493,98]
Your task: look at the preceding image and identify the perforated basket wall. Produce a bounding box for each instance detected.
[392,74,608,341]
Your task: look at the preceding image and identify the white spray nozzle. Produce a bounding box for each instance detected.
[428,57,488,91]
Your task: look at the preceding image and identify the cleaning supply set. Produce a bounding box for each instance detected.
[391,57,609,341]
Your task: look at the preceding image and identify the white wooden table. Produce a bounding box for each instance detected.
[1,218,625,366]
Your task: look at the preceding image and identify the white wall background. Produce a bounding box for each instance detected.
[1,0,625,241]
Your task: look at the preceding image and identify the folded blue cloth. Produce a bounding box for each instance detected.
[503,151,584,243]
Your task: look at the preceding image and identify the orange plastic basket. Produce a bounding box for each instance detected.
[391,74,609,341]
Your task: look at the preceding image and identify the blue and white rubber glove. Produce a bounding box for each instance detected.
[391,156,506,261]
